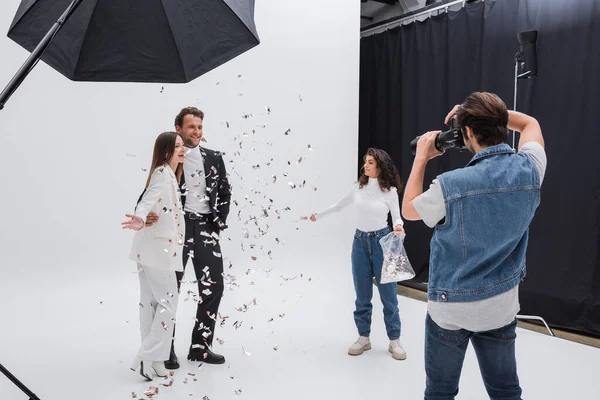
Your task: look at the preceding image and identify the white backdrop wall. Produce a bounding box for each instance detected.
[0,0,360,281]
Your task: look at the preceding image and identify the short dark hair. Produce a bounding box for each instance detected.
[174,107,204,128]
[456,92,508,147]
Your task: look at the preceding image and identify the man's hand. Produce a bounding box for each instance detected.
[145,212,159,227]
[310,213,317,222]
[393,224,404,236]
[416,131,444,162]
[121,214,144,231]
[444,104,461,124]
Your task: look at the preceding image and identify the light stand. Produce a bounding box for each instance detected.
[0,363,41,400]
[0,0,84,110]
[1,2,85,397]
[512,30,554,337]
[511,52,524,149]
[510,30,538,149]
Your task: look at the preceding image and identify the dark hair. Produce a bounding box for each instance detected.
[456,92,509,147]
[358,148,403,194]
[174,107,204,128]
[145,132,183,188]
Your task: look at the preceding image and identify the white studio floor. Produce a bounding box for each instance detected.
[1,256,599,400]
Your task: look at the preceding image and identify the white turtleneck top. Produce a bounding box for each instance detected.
[316,178,403,232]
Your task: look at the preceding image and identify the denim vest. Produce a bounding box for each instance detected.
[428,144,541,303]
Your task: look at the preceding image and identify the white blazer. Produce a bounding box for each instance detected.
[129,165,185,271]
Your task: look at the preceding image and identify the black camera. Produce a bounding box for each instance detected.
[410,118,467,155]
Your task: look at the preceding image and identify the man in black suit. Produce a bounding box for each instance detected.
[143,107,231,368]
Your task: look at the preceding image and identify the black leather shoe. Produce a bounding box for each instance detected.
[164,345,180,370]
[188,347,226,364]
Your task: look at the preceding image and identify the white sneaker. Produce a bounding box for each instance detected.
[388,339,407,360]
[348,336,371,356]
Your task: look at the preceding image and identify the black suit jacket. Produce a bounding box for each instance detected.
[136,146,232,229]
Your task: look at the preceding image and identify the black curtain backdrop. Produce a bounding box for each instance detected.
[359,0,600,337]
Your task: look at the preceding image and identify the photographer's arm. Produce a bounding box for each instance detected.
[402,131,443,221]
[508,111,544,150]
[402,158,427,221]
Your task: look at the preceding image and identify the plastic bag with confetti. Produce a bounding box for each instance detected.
[378,232,415,284]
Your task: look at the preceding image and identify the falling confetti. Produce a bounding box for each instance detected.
[144,387,159,397]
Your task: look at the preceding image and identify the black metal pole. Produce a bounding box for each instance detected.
[0,0,85,111]
[0,363,41,400]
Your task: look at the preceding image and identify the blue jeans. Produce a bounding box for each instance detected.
[351,227,401,340]
[425,314,522,400]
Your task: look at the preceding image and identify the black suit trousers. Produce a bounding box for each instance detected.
[176,214,224,350]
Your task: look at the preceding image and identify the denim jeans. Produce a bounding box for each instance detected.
[351,227,401,340]
[424,314,522,400]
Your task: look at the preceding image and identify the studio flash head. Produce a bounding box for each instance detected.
[517,30,538,79]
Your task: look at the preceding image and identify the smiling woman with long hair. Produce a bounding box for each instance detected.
[121,132,186,381]
[309,148,407,360]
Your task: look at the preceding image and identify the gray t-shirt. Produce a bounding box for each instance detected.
[414,142,547,331]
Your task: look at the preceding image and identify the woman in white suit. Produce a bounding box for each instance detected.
[121,131,186,380]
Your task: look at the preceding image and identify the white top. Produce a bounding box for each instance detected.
[414,142,547,331]
[183,145,211,214]
[317,177,403,232]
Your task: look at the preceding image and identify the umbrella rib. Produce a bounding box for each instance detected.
[221,0,260,41]
[72,0,101,79]
[159,0,187,81]
[9,1,37,32]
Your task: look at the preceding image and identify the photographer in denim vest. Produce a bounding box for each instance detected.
[402,92,546,400]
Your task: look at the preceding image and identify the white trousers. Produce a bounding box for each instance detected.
[137,263,179,361]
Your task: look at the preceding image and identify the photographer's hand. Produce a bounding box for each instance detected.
[415,131,443,162]
[444,104,461,124]
[402,131,441,222]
